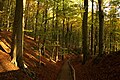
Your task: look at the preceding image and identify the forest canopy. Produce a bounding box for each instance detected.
[0,0,120,66]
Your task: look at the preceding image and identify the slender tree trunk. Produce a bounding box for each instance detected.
[62,0,65,60]
[109,13,112,53]
[6,0,11,31]
[110,33,112,53]
[0,0,4,31]
[91,0,94,55]
[52,0,55,42]
[52,0,55,60]
[104,32,107,53]
[94,2,99,55]
[55,2,59,61]
[69,24,72,49]
[34,1,39,41]
[94,27,98,55]
[82,0,88,64]
[24,1,29,35]
[98,0,104,56]
[62,0,65,47]
[42,0,48,56]
[65,18,69,48]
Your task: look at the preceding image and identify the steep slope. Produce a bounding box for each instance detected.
[0,31,63,80]
[71,52,120,80]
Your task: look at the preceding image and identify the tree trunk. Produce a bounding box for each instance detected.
[52,0,55,60]
[0,0,4,31]
[62,0,65,48]
[11,0,25,69]
[94,3,99,55]
[98,0,104,56]
[65,18,69,48]
[91,0,94,55]
[94,27,98,55]
[110,33,112,53]
[82,0,88,64]
[34,1,40,41]
[52,0,55,42]
[24,1,29,35]
[55,2,59,61]
[42,0,48,56]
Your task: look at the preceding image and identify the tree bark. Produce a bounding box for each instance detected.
[11,0,25,69]
[91,0,94,55]
[55,2,59,61]
[42,0,48,56]
[98,0,104,56]
[34,1,39,41]
[0,0,4,31]
[62,0,65,47]
[82,0,88,64]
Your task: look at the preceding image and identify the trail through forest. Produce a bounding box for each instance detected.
[57,60,73,80]
[0,31,120,80]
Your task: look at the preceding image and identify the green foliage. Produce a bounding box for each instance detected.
[1,0,120,59]
[24,30,33,32]
[0,26,12,30]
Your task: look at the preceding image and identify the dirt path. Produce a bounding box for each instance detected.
[57,60,73,80]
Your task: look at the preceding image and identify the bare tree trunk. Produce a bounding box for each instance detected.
[6,0,12,31]
[52,0,55,60]
[62,0,65,48]
[91,0,94,55]
[65,18,69,48]
[11,0,25,69]
[34,1,39,41]
[52,0,55,42]
[98,0,104,56]
[82,0,88,64]
[24,1,29,35]
[110,33,112,53]
[55,2,59,61]
[0,0,4,31]
[94,27,98,55]
[94,2,99,55]
[42,0,48,56]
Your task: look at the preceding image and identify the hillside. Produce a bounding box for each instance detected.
[71,52,120,80]
[0,31,63,80]
[0,31,120,80]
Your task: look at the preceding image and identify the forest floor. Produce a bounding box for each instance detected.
[71,52,120,80]
[0,31,120,80]
[0,31,63,80]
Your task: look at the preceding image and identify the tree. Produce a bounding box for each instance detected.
[94,1,99,55]
[55,1,59,61]
[91,0,94,55]
[82,0,88,64]
[0,0,4,31]
[34,1,40,41]
[6,0,12,31]
[11,0,25,69]
[42,0,48,56]
[62,0,65,48]
[98,0,104,56]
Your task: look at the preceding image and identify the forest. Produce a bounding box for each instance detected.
[0,0,120,80]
